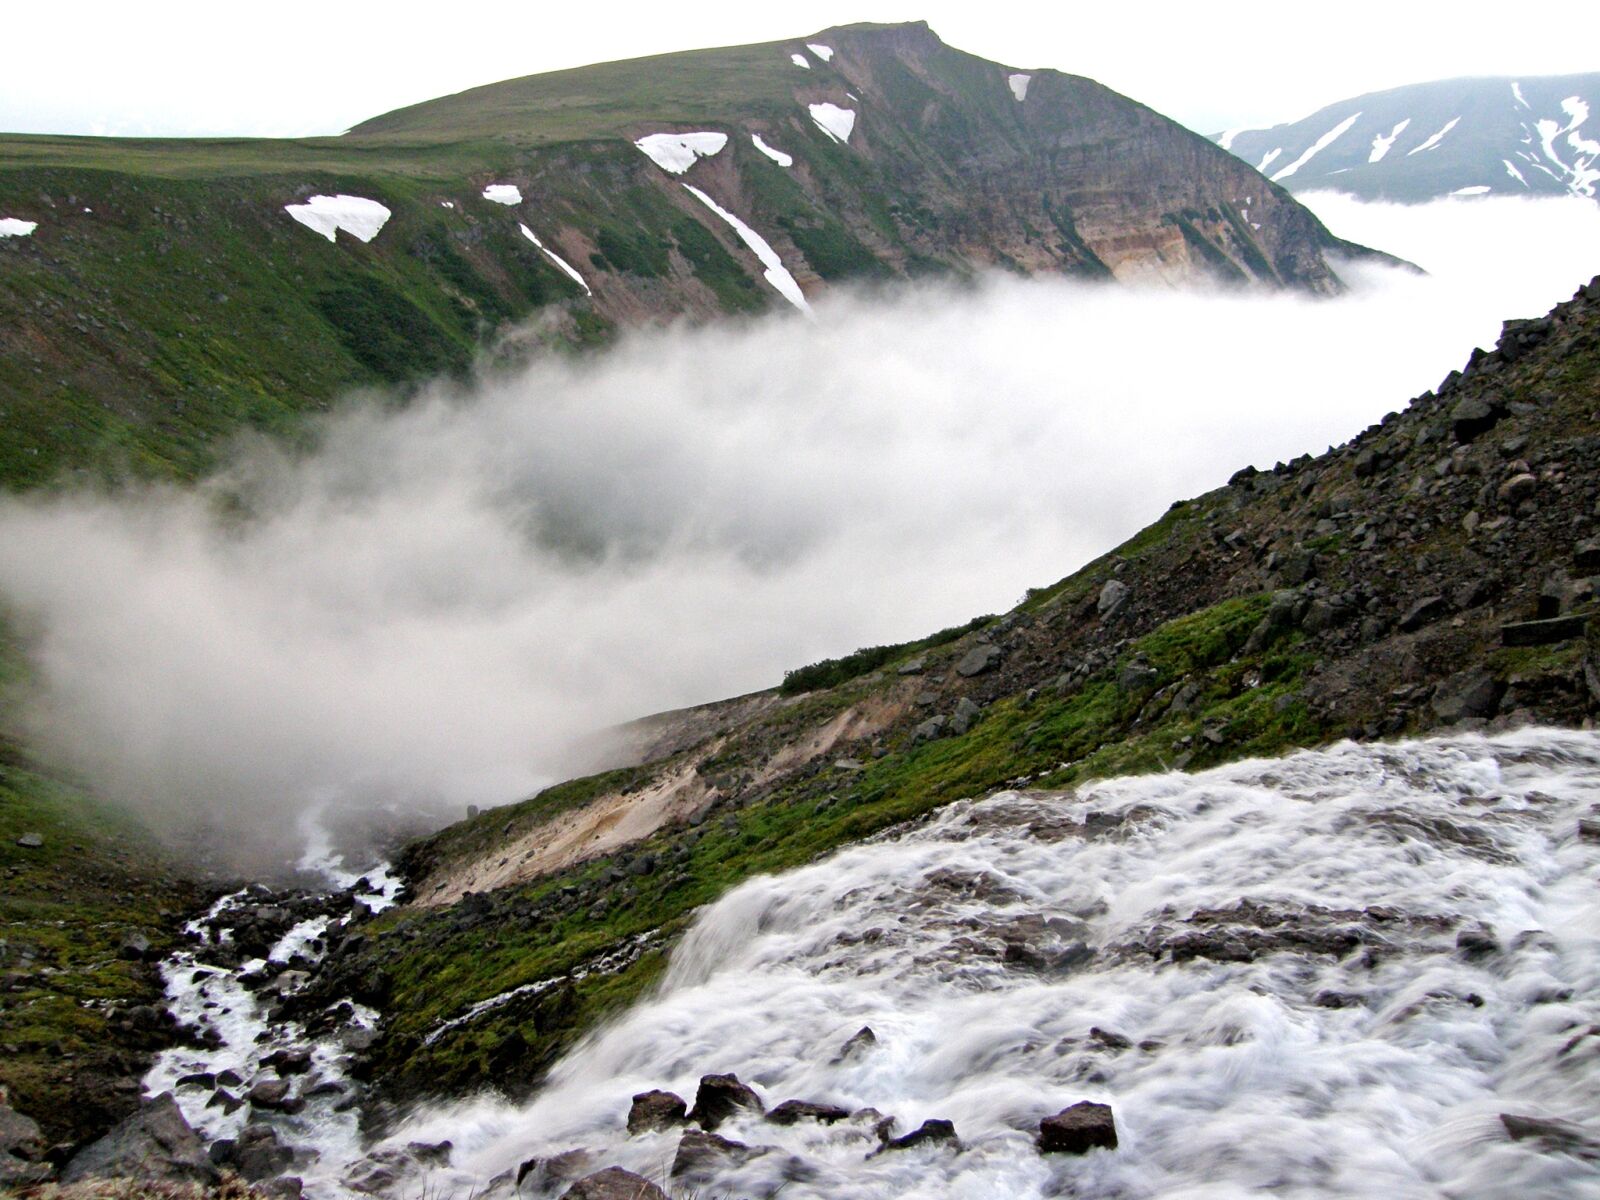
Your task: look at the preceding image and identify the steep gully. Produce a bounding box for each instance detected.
[141,729,1600,1198]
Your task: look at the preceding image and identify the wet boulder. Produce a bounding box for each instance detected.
[628,1089,687,1134]
[61,1092,218,1185]
[671,1129,758,1179]
[831,1025,877,1063]
[1038,1101,1118,1155]
[876,1118,959,1154]
[562,1166,669,1200]
[688,1073,763,1130]
[767,1099,851,1126]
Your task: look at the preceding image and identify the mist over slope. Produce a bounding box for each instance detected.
[0,194,1596,866]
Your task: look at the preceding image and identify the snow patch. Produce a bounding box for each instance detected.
[808,103,856,145]
[1451,185,1491,196]
[751,133,793,167]
[681,184,810,313]
[1512,81,1529,108]
[1217,128,1247,151]
[1256,147,1283,173]
[806,43,834,62]
[1368,118,1411,163]
[1008,73,1031,103]
[790,53,810,69]
[440,201,456,209]
[1271,111,1361,181]
[1407,116,1460,156]
[283,194,391,243]
[482,184,523,205]
[634,132,729,175]
[519,224,591,295]
[1503,159,1528,186]
[0,218,38,238]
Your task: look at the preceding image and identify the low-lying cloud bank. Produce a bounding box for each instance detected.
[0,194,1596,868]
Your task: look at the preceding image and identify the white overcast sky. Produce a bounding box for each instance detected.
[3,1,1597,140]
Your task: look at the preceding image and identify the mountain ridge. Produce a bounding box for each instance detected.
[1214,72,1600,203]
[0,21,1385,489]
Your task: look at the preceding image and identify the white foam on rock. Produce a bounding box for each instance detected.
[283,194,391,243]
[482,184,522,205]
[681,184,810,313]
[1408,116,1461,156]
[519,224,591,295]
[634,132,729,175]
[806,43,834,62]
[1368,118,1411,163]
[1008,73,1031,103]
[791,52,810,69]
[809,102,857,145]
[751,133,794,167]
[1271,111,1361,181]
[0,218,38,238]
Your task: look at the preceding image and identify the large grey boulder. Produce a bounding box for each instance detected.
[955,643,1001,677]
[61,1092,218,1185]
[0,1102,50,1186]
[1097,579,1130,618]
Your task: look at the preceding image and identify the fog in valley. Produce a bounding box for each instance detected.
[1,193,1596,867]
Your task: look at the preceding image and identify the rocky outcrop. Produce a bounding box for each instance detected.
[687,1073,765,1130]
[60,1093,217,1186]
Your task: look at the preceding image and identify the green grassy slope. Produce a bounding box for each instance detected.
[0,640,200,1146]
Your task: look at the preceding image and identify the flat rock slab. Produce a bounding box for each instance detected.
[1502,615,1587,646]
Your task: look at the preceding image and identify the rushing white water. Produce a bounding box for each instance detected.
[143,856,398,1186]
[362,729,1600,1200]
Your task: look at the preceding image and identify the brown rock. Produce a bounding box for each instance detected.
[562,1167,669,1200]
[627,1089,687,1134]
[1038,1101,1118,1155]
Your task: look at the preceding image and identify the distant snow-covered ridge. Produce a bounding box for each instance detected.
[1214,73,1600,204]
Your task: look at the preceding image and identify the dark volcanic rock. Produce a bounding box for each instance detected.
[1502,615,1587,646]
[563,1166,670,1199]
[688,1073,764,1130]
[1038,1101,1119,1154]
[61,1093,217,1185]
[1431,668,1504,723]
[628,1089,688,1134]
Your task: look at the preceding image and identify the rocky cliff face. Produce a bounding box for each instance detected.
[288,274,1600,1104]
[0,22,1383,489]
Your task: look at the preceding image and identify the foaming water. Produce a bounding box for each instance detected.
[237,731,1600,1196]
